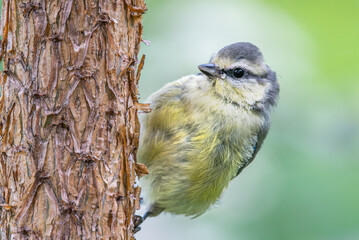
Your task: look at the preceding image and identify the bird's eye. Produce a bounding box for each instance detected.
[233,68,245,78]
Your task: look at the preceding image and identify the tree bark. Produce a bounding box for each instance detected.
[0,0,148,239]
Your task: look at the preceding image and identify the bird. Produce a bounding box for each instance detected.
[136,42,279,225]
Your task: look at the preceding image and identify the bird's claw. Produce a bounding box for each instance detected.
[134,215,143,234]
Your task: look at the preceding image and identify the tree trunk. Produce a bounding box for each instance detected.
[0,0,148,239]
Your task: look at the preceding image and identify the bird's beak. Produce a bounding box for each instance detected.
[198,63,219,79]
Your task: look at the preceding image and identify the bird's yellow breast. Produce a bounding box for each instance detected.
[138,74,266,216]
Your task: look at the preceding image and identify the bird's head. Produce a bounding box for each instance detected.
[198,42,279,110]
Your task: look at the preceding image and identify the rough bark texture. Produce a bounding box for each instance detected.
[0,0,149,239]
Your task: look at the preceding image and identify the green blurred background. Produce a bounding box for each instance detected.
[137,0,359,239]
[1,0,358,239]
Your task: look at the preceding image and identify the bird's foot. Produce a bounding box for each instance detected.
[134,215,143,234]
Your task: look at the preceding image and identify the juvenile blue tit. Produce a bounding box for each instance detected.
[137,42,279,222]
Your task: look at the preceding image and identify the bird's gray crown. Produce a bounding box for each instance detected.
[214,42,263,63]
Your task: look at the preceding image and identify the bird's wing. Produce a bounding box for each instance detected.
[234,126,269,178]
[138,77,192,167]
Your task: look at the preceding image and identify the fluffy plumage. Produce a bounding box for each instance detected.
[137,42,279,219]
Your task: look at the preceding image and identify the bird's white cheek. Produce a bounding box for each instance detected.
[237,81,271,105]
